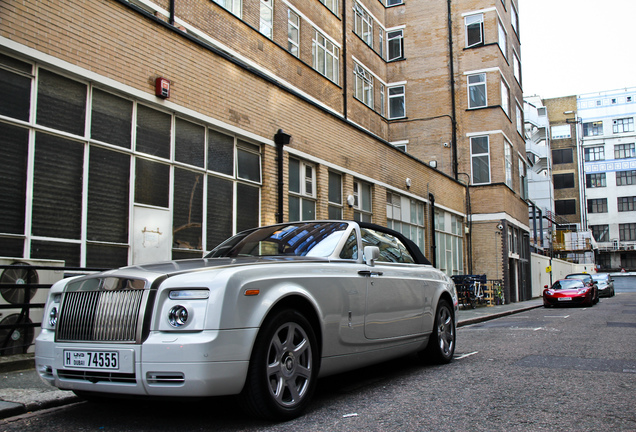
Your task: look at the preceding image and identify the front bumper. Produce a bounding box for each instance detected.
[35,328,258,397]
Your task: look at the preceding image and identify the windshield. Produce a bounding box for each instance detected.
[206,222,351,258]
[552,280,584,290]
[592,274,608,282]
[565,274,591,283]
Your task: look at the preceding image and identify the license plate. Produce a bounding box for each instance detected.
[64,350,119,370]
[558,297,572,302]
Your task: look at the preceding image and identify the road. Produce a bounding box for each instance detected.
[2,288,635,431]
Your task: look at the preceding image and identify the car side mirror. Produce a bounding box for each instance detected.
[544,285,548,289]
[364,246,380,267]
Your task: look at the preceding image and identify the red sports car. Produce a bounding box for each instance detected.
[543,279,595,307]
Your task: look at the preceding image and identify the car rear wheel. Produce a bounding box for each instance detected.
[240,309,318,421]
[419,299,455,364]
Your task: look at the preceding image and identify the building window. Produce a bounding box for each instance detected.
[583,121,603,136]
[213,0,242,17]
[586,173,606,188]
[618,196,636,212]
[288,158,316,221]
[354,3,373,46]
[505,142,513,188]
[386,0,403,5]
[519,158,527,199]
[500,79,509,115]
[615,143,635,159]
[516,102,523,135]
[353,180,372,222]
[388,85,405,119]
[354,64,373,108]
[620,223,636,241]
[584,146,605,162]
[318,0,337,14]
[312,30,339,84]
[511,2,519,35]
[259,0,273,39]
[328,171,342,219]
[380,84,385,116]
[513,52,521,84]
[435,210,464,276]
[590,225,609,243]
[554,173,575,189]
[497,19,507,58]
[378,28,384,59]
[617,170,636,186]
[287,9,300,57]
[387,30,404,61]
[588,198,608,214]
[465,14,484,48]
[552,148,573,164]
[613,117,634,133]
[471,135,490,184]
[555,199,576,215]
[468,73,487,108]
[386,191,425,253]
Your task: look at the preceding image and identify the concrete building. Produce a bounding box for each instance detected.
[578,87,636,270]
[0,0,528,300]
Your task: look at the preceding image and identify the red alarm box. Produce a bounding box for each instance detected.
[155,77,170,99]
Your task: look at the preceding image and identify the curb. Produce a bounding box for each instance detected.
[457,303,543,327]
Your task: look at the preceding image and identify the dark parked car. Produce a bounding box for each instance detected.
[543,279,594,307]
[564,273,598,304]
[591,273,615,297]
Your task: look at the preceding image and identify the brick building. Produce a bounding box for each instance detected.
[0,0,528,301]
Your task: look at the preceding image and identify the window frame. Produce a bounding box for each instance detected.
[615,143,635,159]
[618,196,636,212]
[613,117,634,134]
[583,121,603,137]
[471,135,491,185]
[388,85,405,119]
[465,14,484,48]
[353,179,373,222]
[354,2,373,47]
[312,29,340,84]
[588,198,608,214]
[468,73,487,109]
[584,146,605,162]
[259,0,273,39]
[287,9,300,57]
[288,158,317,221]
[387,29,404,61]
[354,63,374,108]
[616,170,636,186]
[586,172,606,188]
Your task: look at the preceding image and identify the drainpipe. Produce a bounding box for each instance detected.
[429,193,436,267]
[447,0,458,179]
[342,0,348,120]
[274,130,292,223]
[169,0,175,25]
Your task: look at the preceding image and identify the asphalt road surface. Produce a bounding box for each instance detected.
[3,287,635,431]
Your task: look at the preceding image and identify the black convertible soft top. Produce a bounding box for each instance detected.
[358,221,431,266]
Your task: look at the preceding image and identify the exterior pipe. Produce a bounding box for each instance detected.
[447,0,458,179]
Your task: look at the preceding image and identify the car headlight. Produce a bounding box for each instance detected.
[168,305,189,327]
[43,294,62,330]
[159,288,210,331]
[169,289,210,300]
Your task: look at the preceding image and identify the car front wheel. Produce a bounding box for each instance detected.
[240,309,318,421]
[420,299,455,364]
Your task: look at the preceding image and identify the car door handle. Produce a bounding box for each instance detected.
[358,270,383,277]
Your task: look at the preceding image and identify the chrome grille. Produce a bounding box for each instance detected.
[57,289,145,342]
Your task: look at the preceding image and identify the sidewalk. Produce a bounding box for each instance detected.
[0,299,543,419]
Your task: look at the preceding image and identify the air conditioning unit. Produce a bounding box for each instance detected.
[0,258,64,355]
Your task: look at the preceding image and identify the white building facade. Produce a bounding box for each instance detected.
[579,87,636,270]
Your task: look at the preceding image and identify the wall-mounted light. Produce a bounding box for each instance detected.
[405,178,412,189]
[429,161,437,168]
[347,195,355,207]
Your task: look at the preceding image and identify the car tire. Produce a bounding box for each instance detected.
[419,299,455,364]
[240,309,318,421]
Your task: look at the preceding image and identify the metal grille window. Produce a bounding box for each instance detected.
[0,54,32,121]
[616,170,636,186]
[288,9,300,57]
[312,30,339,84]
[354,3,373,46]
[354,64,373,108]
[583,121,603,137]
[618,196,636,212]
[37,69,86,136]
[471,136,490,184]
[465,14,484,48]
[586,173,606,188]
[554,173,575,189]
[613,118,634,134]
[590,225,609,243]
[552,148,573,164]
[620,223,636,241]
[555,199,576,215]
[584,146,605,162]
[588,198,608,214]
[615,143,635,159]
[387,30,404,61]
[136,105,171,159]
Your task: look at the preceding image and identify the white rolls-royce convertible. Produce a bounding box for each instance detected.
[35,221,457,420]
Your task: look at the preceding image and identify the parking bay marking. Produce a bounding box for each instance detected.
[455,351,478,360]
